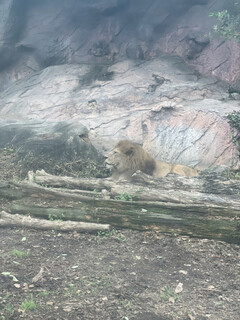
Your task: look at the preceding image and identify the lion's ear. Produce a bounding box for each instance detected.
[125,147,134,156]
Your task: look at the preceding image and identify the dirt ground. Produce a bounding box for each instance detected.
[0,148,240,320]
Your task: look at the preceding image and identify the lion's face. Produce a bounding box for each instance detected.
[105,147,133,174]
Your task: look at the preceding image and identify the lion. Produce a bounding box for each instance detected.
[105,140,198,180]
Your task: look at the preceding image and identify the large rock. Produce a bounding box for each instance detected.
[0,120,93,160]
[0,120,106,178]
[0,56,239,170]
[0,0,239,172]
[0,0,240,90]
[155,0,240,87]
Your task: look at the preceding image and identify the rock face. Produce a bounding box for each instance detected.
[0,56,239,169]
[0,0,239,171]
[0,0,239,90]
[154,0,240,88]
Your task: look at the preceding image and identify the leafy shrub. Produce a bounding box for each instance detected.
[209,2,240,42]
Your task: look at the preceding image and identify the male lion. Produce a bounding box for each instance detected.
[105,140,198,180]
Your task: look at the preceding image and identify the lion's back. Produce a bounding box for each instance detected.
[154,160,198,178]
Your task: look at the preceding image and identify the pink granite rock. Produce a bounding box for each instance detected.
[0,57,239,170]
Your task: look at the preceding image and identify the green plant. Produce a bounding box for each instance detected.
[48,212,65,221]
[116,232,127,242]
[226,111,240,148]
[1,302,13,316]
[77,277,111,294]
[3,304,13,313]
[96,230,114,243]
[2,293,11,300]
[12,249,30,258]
[12,176,20,184]
[37,290,51,297]
[120,299,132,309]
[1,303,14,320]
[4,148,15,155]
[227,111,240,131]
[20,295,37,311]
[33,173,37,183]
[209,2,240,42]
[232,172,240,179]
[114,192,133,201]
[96,229,126,243]
[64,283,80,296]
[160,286,179,302]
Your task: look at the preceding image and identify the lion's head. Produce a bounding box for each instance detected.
[105,140,155,180]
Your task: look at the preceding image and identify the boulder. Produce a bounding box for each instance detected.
[0,120,106,178]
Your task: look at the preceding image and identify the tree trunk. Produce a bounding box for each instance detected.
[0,170,239,243]
[0,211,110,232]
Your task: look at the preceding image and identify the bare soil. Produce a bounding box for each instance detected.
[0,148,240,320]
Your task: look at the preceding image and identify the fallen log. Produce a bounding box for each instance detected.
[26,170,240,206]
[7,201,239,244]
[29,169,240,195]
[0,210,110,232]
[0,170,239,243]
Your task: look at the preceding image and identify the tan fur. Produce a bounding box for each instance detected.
[105,140,198,180]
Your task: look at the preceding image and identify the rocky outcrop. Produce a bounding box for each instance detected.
[154,0,240,88]
[0,0,240,90]
[0,56,239,169]
[0,0,239,172]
